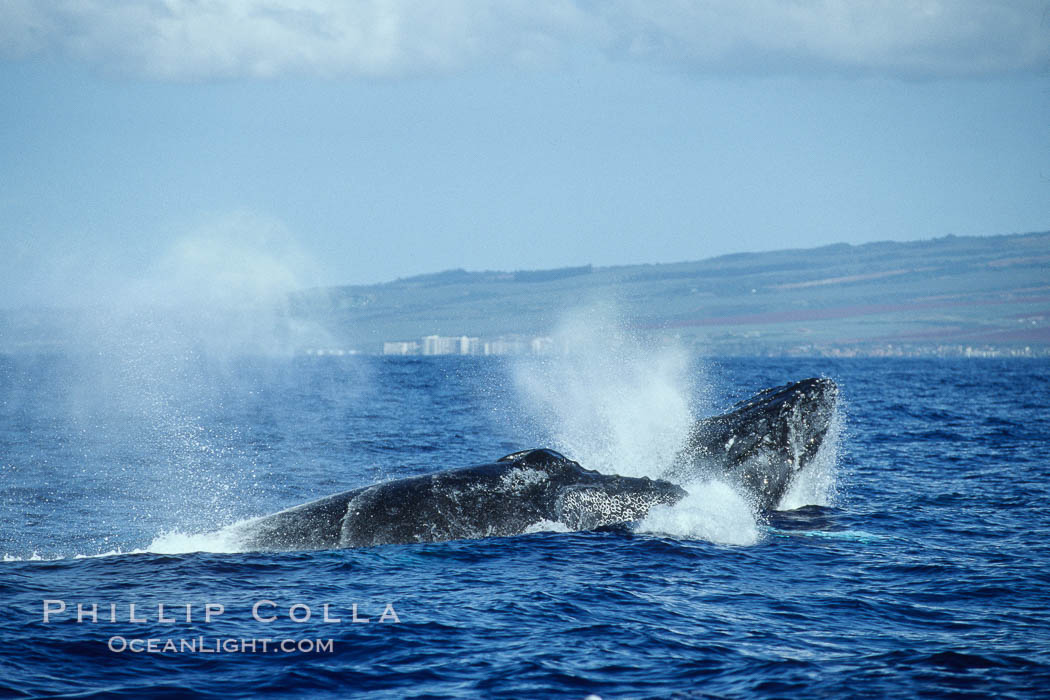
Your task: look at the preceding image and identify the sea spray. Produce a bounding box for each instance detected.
[509,304,765,544]
[778,398,845,510]
[510,304,698,479]
[148,522,256,555]
[58,214,343,546]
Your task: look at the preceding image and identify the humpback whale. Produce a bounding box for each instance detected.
[235,378,838,551]
[236,449,685,551]
[662,377,839,511]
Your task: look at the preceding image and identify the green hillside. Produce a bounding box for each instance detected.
[291,231,1050,357]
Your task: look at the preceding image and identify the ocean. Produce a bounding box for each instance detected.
[2,350,1049,698]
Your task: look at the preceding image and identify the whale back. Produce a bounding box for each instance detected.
[236,449,684,551]
[235,487,365,551]
[339,455,562,547]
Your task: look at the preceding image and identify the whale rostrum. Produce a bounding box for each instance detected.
[662,377,839,511]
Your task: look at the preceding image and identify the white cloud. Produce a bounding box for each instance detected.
[1,0,1046,79]
[0,0,594,78]
[600,0,1050,77]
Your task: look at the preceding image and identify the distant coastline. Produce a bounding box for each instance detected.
[4,231,1048,358]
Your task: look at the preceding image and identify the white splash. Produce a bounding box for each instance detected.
[113,211,335,357]
[522,519,572,534]
[512,303,698,479]
[2,520,259,560]
[147,520,258,554]
[508,303,768,546]
[777,402,845,510]
[3,548,149,562]
[637,480,762,546]
[2,551,49,562]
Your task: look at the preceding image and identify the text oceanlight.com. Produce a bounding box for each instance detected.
[108,636,335,654]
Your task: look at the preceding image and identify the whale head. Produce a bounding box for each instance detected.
[665,377,840,510]
[727,376,839,472]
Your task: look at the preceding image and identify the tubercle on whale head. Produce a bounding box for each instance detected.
[609,473,686,505]
[497,448,686,529]
[735,375,832,405]
[553,472,687,531]
[710,377,838,457]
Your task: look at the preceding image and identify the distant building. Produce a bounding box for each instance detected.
[530,336,554,355]
[421,335,481,355]
[382,334,563,357]
[422,335,453,355]
[383,341,420,356]
[483,337,526,356]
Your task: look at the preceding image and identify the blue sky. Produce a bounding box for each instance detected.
[1,1,1048,308]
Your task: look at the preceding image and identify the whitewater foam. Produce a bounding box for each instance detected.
[2,548,151,562]
[147,519,258,554]
[522,519,572,535]
[0,523,256,560]
[637,480,762,546]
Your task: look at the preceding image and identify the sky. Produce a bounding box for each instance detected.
[1,1,1048,308]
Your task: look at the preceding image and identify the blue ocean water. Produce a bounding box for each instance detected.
[2,352,1049,698]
